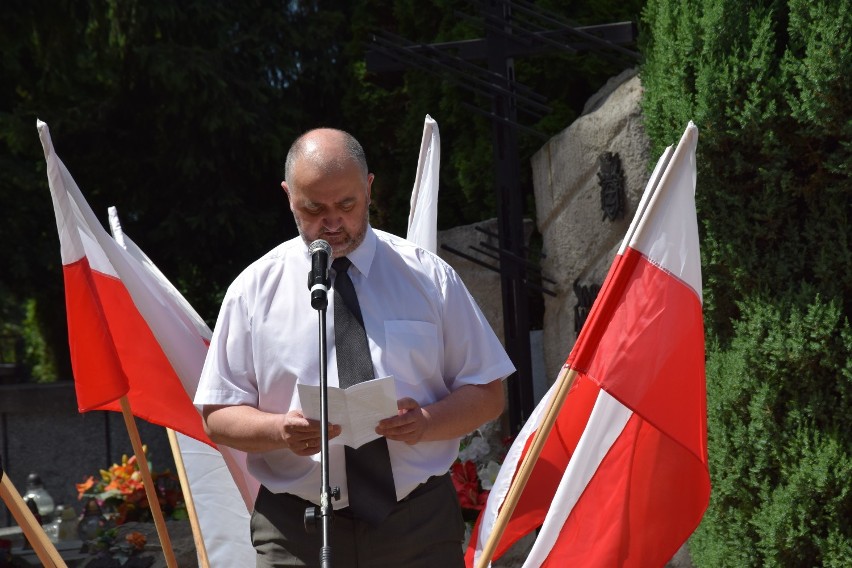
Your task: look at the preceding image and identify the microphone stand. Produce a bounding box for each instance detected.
[305,262,338,568]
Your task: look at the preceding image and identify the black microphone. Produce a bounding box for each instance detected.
[307,239,332,310]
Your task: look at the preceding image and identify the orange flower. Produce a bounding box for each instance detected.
[76,476,96,500]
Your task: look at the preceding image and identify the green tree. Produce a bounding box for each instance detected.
[642,0,851,336]
[695,294,852,566]
[642,0,852,564]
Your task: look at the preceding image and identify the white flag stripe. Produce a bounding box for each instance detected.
[41,122,85,265]
[107,206,127,249]
[42,127,117,275]
[521,392,632,567]
[629,122,701,297]
[617,144,674,257]
[176,433,255,566]
[79,227,115,275]
[118,229,213,341]
[407,114,441,253]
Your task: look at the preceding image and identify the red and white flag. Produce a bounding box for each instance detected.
[468,122,709,567]
[39,119,209,435]
[39,120,258,565]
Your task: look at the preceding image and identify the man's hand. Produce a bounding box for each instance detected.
[202,404,341,454]
[376,398,431,445]
[373,380,504,445]
[280,410,343,456]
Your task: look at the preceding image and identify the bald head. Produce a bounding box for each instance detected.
[284,128,369,188]
[281,128,374,257]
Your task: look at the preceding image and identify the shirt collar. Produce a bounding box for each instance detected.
[345,225,376,278]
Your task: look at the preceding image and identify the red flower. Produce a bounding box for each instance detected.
[451,460,489,511]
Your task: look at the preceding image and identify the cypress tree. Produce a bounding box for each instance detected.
[642,0,851,564]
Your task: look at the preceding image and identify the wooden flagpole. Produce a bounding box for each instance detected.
[0,469,66,567]
[119,397,178,568]
[166,429,210,567]
[475,366,580,568]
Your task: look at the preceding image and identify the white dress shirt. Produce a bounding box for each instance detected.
[195,226,515,508]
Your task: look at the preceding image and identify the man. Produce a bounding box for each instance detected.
[195,128,515,567]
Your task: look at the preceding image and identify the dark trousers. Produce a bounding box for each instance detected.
[251,473,466,568]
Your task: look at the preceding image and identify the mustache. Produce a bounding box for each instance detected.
[319,230,348,238]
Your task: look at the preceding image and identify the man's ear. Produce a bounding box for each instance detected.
[366,173,374,205]
[281,181,290,198]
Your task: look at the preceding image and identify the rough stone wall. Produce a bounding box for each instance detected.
[434,69,652,390]
[531,69,652,381]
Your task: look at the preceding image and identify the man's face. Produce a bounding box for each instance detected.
[283,158,373,258]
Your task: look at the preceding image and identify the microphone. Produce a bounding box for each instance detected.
[307,239,332,310]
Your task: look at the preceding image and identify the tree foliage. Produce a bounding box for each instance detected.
[642,0,851,564]
[641,0,851,336]
[0,0,353,376]
[1,0,643,380]
[695,294,852,566]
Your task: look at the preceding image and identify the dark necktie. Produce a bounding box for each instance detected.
[332,257,397,525]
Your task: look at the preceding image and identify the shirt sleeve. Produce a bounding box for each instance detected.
[440,266,516,390]
[194,287,259,407]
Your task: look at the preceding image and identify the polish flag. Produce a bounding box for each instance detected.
[39,119,209,435]
[468,122,709,567]
[39,120,258,566]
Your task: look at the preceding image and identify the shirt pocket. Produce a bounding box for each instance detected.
[383,320,439,386]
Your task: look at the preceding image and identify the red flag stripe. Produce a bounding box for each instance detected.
[84,267,212,443]
[63,258,128,410]
[571,247,707,461]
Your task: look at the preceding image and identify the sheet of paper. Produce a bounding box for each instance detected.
[298,375,398,449]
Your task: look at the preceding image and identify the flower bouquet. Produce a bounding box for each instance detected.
[76,447,187,526]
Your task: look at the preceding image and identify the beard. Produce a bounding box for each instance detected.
[295,207,369,258]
